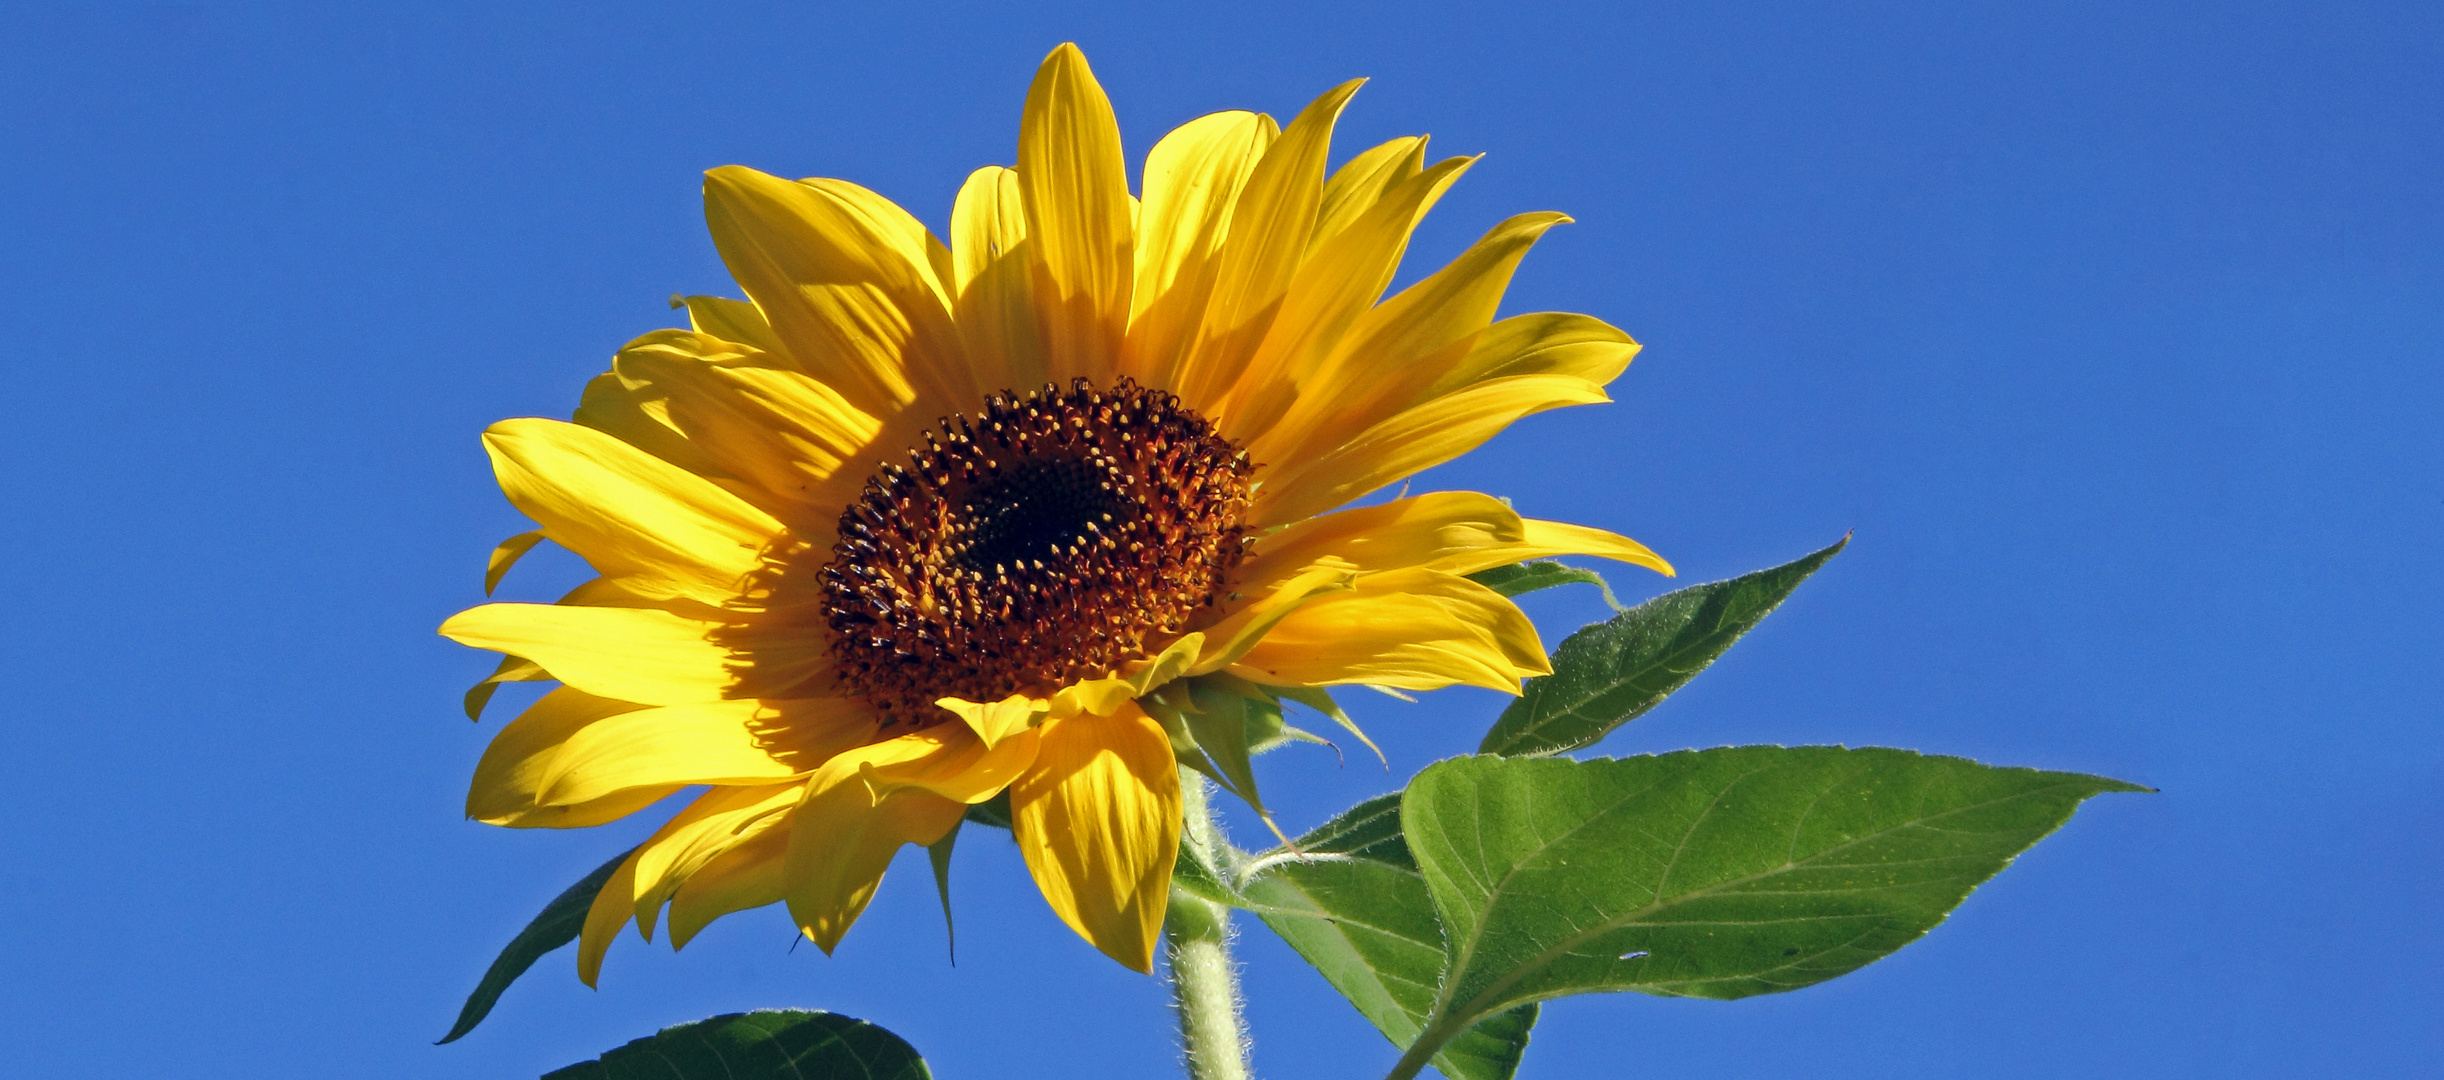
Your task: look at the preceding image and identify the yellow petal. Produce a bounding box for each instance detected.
[1175,79,1365,407]
[950,165,1044,392]
[631,782,805,940]
[1009,707,1181,972]
[951,166,1025,297]
[680,294,790,359]
[1255,211,1570,468]
[1186,563,1357,675]
[1230,567,1548,693]
[467,687,678,828]
[573,371,733,480]
[1018,44,1134,385]
[484,530,545,596]
[548,573,730,619]
[464,652,548,722]
[613,329,883,520]
[667,823,789,948]
[1224,154,1476,447]
[751,696,888,761]
[1240,490,1672,583]
[757,724,1041,949]
[697,614,842,702]
[702,164,965,419]
[797,175,972,404]
[1423,311,1642,398]
[1241,492,1520,583]
[783,779,966,954]
[814,720,1044,805]
[534,698,868,808]
[439,602,735,705]
[578,846,644,986]
[1125,110,1276,390]
[1046,632,1207,718]
[935,634,1214,737]
[581,782,810,979]
[1515,519,1674,578]
[482,417,779,602]
[796,177,959,311]
[1309,135,1427,257]
[1255,374,1609,527]
[937,693,1047,748]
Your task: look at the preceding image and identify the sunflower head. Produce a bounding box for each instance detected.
[444,42,1670,979]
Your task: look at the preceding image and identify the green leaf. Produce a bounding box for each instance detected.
[437,846,635,1045]
[543,1009,931,1080]
[1386,748,2143,1075]
[1242,795,1535,1080]
[1466,560,1623,610]
[1436,1004,1537,1080]
[1273,790,1414,868]
[1480,537,1847,757]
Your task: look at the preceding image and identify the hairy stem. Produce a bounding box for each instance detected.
[1168,774,1251,1080]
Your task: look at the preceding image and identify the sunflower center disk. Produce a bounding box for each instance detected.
[822,378,1254,728]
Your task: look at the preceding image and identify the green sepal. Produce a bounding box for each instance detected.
[1272,683,1383,768]
[1144,675,1336,825]
[926,820,959,964]
[1171,777,1246,909]
[961,789,1012,830]
[1171,834,1241,907]
[1480,536,1846,757]
[1143,689,1228,787]
[543,1009,931,1080]
[1183,680,1272,813]
[1193,671,1331,755]
[1467,559,1625,610]
[436,845,634,1044]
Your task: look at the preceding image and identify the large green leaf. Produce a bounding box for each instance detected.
[544,1009,930,1080]
[1384,749,2142,1078]
[1480,537,1846,757]
[1242,795,1535,1080]
[437,846,635,1044]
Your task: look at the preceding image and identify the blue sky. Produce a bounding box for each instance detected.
[2,2,2436,1077]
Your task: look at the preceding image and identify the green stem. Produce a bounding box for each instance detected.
[1168,773,1252,1080]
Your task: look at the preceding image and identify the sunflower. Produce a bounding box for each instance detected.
[443,42,1671,979]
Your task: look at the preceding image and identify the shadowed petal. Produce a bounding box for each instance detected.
[1009,706,1181,972]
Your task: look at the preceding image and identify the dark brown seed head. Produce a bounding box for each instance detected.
[820,377,1253,728]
